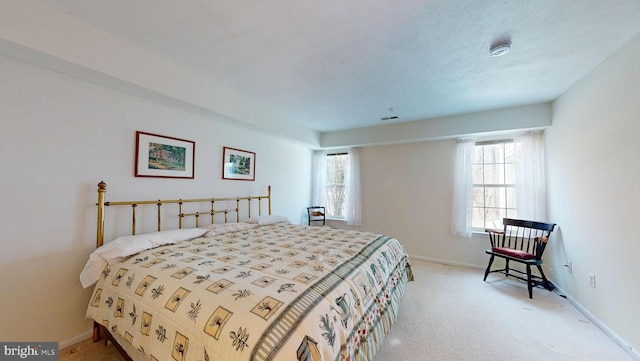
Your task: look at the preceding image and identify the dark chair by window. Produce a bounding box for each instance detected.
[484,218,557,299]
[307,206,325,226]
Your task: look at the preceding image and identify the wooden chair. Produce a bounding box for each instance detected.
[307,206,325,226]
[483,218,557,298]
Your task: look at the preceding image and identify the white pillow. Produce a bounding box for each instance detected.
[79,228,207,289]
[201,222,257,237]
[246,214,289,225]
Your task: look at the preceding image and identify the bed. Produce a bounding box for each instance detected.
[81,182,414,361]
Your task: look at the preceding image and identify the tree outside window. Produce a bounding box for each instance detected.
[325,153,347,218]
[472,141,516,230]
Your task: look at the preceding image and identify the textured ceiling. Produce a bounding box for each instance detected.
[43,0,640,132]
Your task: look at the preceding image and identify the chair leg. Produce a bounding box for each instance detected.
[536,265,555,291]
[526,265,533,299]
[483,255,495,281]
[504,259,510,277]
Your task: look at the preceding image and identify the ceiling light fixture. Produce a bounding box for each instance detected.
[490,41,511,57]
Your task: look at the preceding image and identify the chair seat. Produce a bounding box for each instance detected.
[491,247,536,260]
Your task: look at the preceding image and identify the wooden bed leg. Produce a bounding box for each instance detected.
[92,321,101,342]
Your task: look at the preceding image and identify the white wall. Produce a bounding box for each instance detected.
[0,55,312,346]
[546,33,640,355]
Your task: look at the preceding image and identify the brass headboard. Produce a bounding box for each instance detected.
[96,181,271,248]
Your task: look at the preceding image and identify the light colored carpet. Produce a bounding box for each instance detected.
[60,259,634,361]
[375,259,633,361]
[59,338,123,361]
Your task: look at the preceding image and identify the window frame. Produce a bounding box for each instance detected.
[324,152,348,220]
[471,139,517,232]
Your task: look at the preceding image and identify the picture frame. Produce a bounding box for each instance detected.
[222,146,255,181]
[135,131,195,179]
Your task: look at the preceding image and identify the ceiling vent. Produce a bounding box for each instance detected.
[380,116,399,121]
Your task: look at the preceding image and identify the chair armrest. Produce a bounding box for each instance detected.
[485,229,504,235]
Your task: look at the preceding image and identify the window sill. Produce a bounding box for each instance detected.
[471,231,491,238]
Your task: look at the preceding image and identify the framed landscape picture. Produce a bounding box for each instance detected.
[222,146,255,181]
[135,131,195,179]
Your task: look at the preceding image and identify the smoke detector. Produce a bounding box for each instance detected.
[490,41,511,57]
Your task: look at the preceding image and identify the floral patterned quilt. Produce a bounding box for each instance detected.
[86,223,413,361]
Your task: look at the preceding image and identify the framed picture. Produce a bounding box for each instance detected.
[135,131,195,179]
[222,146,255,181]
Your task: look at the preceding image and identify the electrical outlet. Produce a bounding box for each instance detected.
[565,261,573,274]
[588,273,596,288]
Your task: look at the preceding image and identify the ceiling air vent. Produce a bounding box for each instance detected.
[380,116,399,121]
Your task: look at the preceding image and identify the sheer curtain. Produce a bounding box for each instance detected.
[451,140,475,238]
[345,148,361,226]
[514,132,547,221]
[311,150,327,208]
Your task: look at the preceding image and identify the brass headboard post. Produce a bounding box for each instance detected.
[131,204,137,235]
[157,202,162,232]
[236,198,240,222]
[93,180,107,344]
[96,181,106,248]
[268,185,272,215]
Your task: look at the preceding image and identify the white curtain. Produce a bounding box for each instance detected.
[514,132,547,221]
[311,150,327,208]
[312,148,361,226]
[451,140,475,238]
[345,148,361,226]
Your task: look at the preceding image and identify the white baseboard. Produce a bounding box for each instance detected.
[409,254,484,270]
[553,285,640,361]
[60,329,92,350]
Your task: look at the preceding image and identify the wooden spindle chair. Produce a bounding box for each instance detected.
[484,218,557,298]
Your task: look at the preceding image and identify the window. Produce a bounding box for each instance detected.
[451,132,547,238]
[312,149,361,226]
[472,141,516,231]
[325,153,348,218]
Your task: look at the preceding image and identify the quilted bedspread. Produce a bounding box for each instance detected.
[87,223,413,361]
